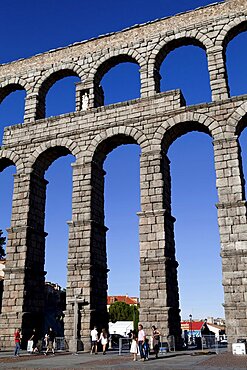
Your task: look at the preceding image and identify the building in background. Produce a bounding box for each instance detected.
[109,321,133,337]
[107,295,139,311]
[44,281,66,336]
[181,317,226,344]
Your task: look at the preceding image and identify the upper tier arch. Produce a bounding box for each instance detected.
[33,64,84,97]
[0,77,31,103]
[217,17,247,50]
[88,49,146,85]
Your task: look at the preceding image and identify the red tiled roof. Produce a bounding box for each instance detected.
[107,295,139,305]
[181,321,204,331]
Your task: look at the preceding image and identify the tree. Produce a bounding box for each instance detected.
[131,304,139,331]
[108,301,139,329]
[0,230,6,259]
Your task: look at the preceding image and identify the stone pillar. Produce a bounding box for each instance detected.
[0,172,47,348]
[214,136,247,344]
[139,65,155,98]
[207,47,229,101]
[65,161,108,352]
[143,65,161,98]
[138,150,181,344]
[24,91,47,122]
[24,93,39,123]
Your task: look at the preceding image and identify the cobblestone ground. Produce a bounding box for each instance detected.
[199,351,247,368]
[0,351,246,369]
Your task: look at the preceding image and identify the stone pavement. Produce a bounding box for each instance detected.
[0,350,246,370]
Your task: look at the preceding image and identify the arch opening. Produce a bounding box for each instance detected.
[37,70,80,119]
[238,116,247,200]
[28,147,75,336]
[166,130,223,326]
[0,160,16,313]
[223,21,247,50]
[0,88,26,143]
[104,144,141,325]
[94,56,141,107]
[93,134,137,166]
[161,121,211,154]
[225,29,247,97]
[91,135,141,330]
[158,42,211,105]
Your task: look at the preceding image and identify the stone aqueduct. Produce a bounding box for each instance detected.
[0,0,247,350]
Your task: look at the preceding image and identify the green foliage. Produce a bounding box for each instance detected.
[0,230,6,259]
[108,301,139,328]
[132,305,139,331]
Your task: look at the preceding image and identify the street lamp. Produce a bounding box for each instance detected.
[189,314,193,345]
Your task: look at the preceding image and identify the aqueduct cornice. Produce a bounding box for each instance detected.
[0,0,245,81]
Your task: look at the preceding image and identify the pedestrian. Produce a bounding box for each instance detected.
[152,325,160,358]
[130,330,138,361]
[14,328,21,357]
[143,337,150,360]
[29,328,39,353]
[90,326,98,354]
[201,319,211,348]
[44,327,56,355]
[138,324,146,361]
[99,328,108,355]
[127,329,133,349]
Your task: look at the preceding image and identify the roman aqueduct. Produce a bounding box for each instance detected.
[0,0,247,350]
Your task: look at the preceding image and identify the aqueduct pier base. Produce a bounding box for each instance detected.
[0,0,247,350]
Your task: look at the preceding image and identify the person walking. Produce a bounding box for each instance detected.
[138,324,146,361]
[44,327,56,355]
[99,328,108,355]
[90,326,98,354]
[130,330,138,361]
[14,328,21,357]
[152,325,160,358]
[29,328,39,353]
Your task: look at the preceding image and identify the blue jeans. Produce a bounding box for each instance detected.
[138,341,145,359]
[14,342,20,356]
[143,343,149,359]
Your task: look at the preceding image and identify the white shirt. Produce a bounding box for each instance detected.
[91,328,98,341]
[100,332,108,345]
[138,329,146,342]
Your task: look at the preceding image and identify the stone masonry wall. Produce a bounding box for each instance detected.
[0,0,247,350]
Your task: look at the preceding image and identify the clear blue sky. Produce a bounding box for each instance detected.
[0,0,247,321]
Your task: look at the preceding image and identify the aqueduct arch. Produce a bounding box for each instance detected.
[0,0,247,350]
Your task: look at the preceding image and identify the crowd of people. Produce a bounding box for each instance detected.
[90,323,161,361]
[14,323,162,360]
[13,327,56,357]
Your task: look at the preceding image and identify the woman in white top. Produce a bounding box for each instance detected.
[99,328,108,354]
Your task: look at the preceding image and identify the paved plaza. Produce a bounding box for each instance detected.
[0,350,246,370]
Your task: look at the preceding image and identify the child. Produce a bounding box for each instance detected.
[130,331,138,361]
[143,338,149,360]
